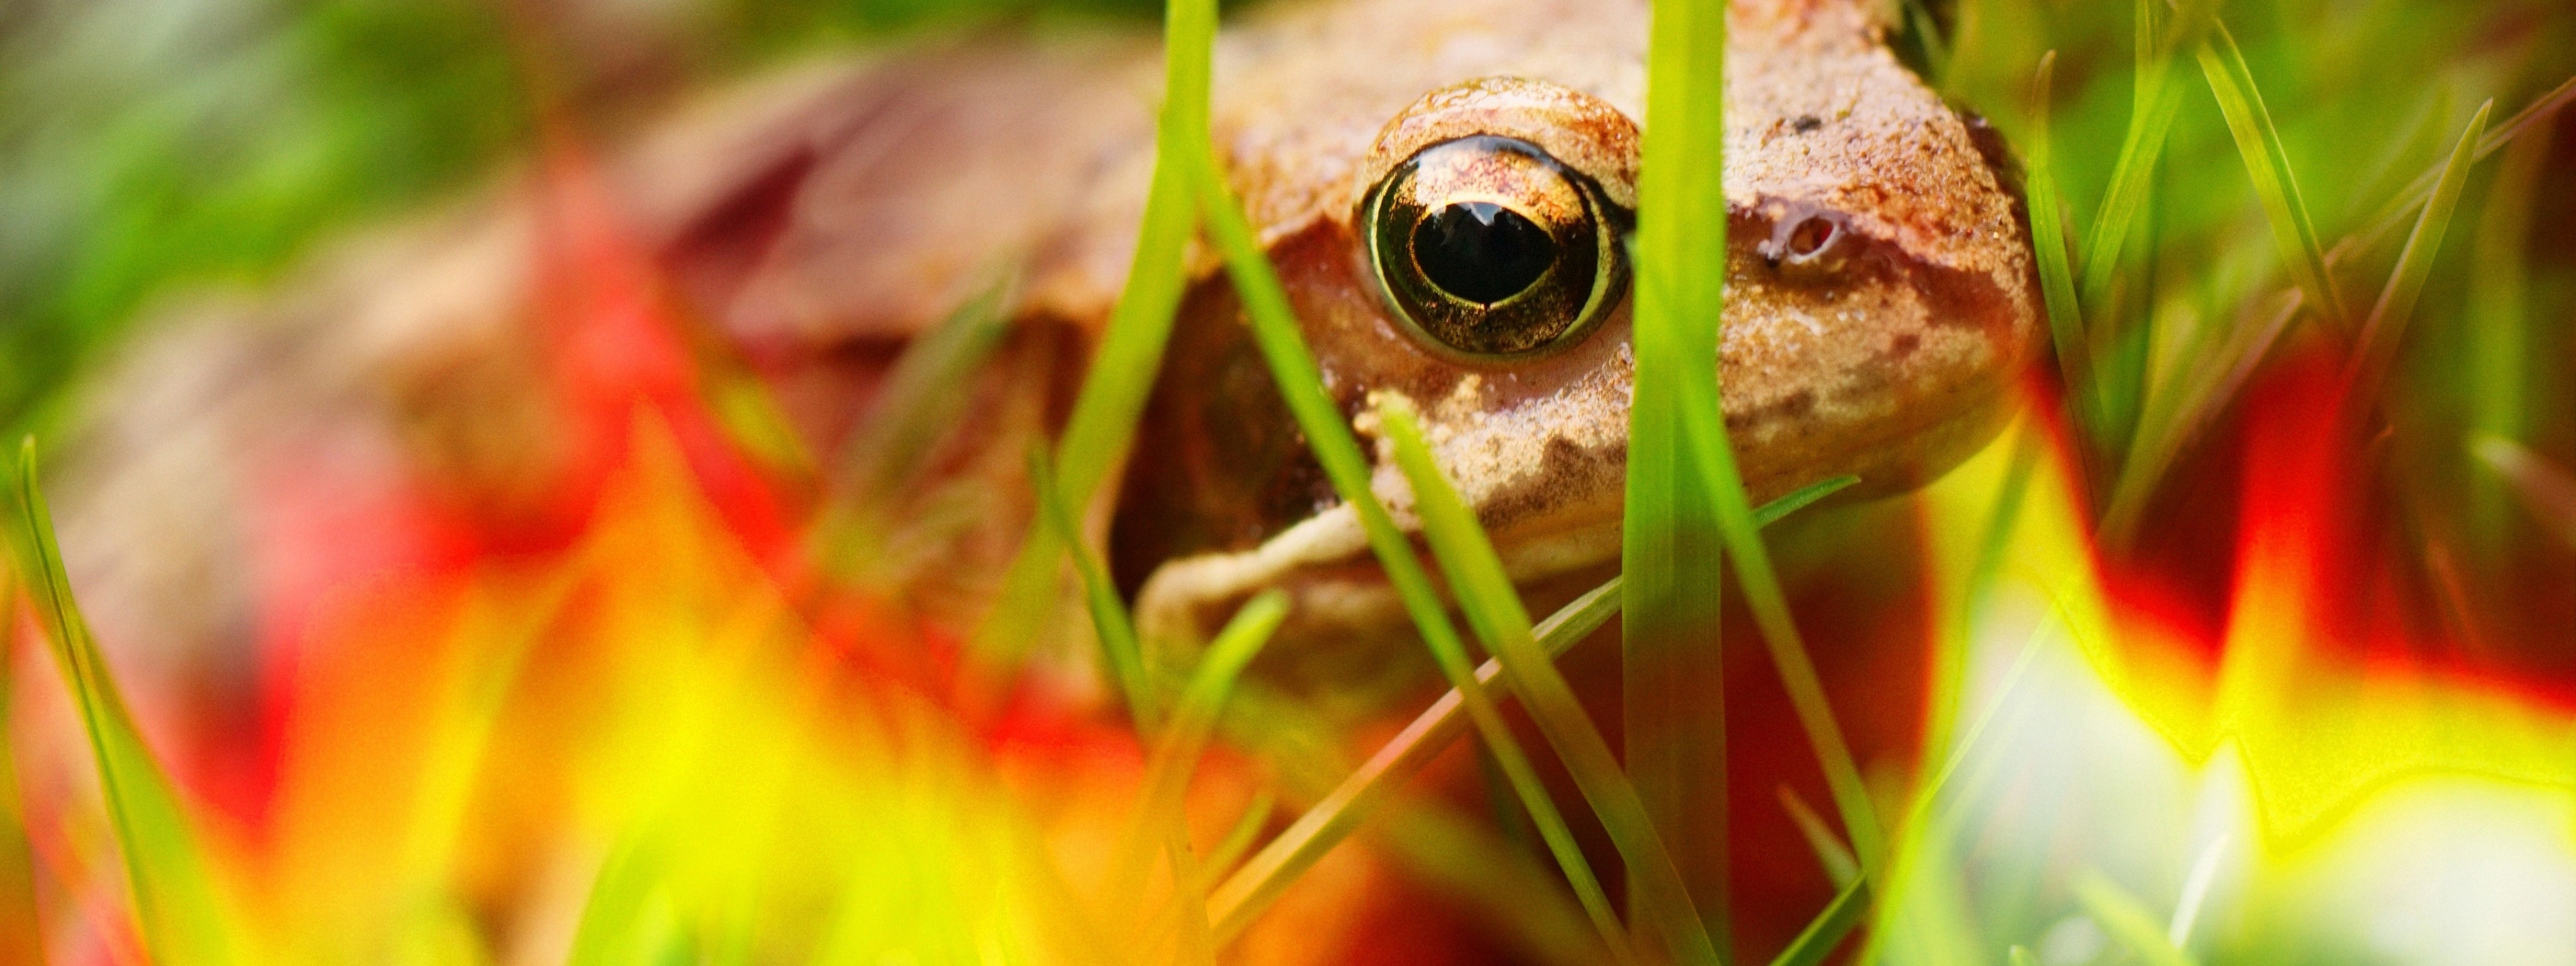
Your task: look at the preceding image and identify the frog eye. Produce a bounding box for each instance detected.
[1362,135,1629,359]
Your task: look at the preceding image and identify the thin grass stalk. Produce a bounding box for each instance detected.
[1029,447,1156,730]
[2342,100,2491,403]
[2025,53,2088,406]
[1776,787,1859,890]
[2471,436,2576,550]
[1629,0,1734,942]
[834,277,1017,505]
[2339,75,2576,265]
[1202,788,1275,884]
[1925,423,2041,757]
[2464,132,2551,547]
[0,565,40,963]
[2078,0,2188,315]
[2099,291,2300,545]
[1766,878,1869,966]
[1664,395,1886,887]
[1208,477,1851,939]
[1177,60,1645,966]
[1120,592,1285,962]
[1384,405,1723,966]
[974,0,1212,665]
[2196,22,2349,328]
[2076,873,2198,966]
[10,438,251,966]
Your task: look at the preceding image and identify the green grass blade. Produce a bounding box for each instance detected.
[2168,834,2227,948]
[1125,591,1286,960]
[2197,22,2348,328]
[2076,872,2197,966]
[2025,53,2089,407]
[1384,405,1720,966]
[835,276,1016,504]
[1670,393,1884,882]
[1629,0,1735,938]
[1180,63,1644,966]
[2079,4,2188,315]
[1776,787,1859,889]
[1207,477,1851,938]
[2008,947,2038,966]
[0,566,40,964]
[2101,290,2301,546]
[1135,592,1289,842]
[1926,426,2041,756]
[2465,132,2550,546]
[973,0,1213,665]
[1202,788,1275,884]
[2342,75,2575,263]
[1899,0,1953,86]
[1754,477,1863,527]
[2471,435,2576,550]
[2343,100,2491,402]
[1029,447,1156,731]
[1765,878,1869,966]
[10,437,247,966]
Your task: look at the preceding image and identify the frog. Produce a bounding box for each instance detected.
[702,0,2038,653]
[52,0,2033,686]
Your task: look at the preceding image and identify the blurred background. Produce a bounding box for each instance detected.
[2,0,2575,964]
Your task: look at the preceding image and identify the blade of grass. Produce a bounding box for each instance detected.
[1776,787,1858,889]
[1766,877,1869,966]
[1123,591,1286,965]
[2168,834,2227,948]
[833,275,1016,505]
[1029,447,1156,730]
[1900,0,1953,86]
[2076,872,2197,966]
[1671,384,1884,882]
[2464,132,2551,546]
[2471,435,2576,550]
[2342,100,2491,403]
[1384,405,1719,966]
[1179,38,1645,966]
[0,565,39,964]
[2197,21,2348,328]
[2079,0,2190,315]
[2026,53,2089,406]
[1208,477,1853,938]
[2100,290,2301,545]
[1629,0,1735,940]
[1201,788,1274,884]
[2340,75,2576,265]
[9,437,247,966]
[973,0,1213,665]
[1926,423,2042,756]
[1128,592,1289,864]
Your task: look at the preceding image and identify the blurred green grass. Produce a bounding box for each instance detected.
[6,0,2576,962]
[0,0,1177,436]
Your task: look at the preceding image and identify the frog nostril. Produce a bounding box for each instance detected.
[1787,215,1837,258]
[1411,201,1559,305]
[1760,209,1853,282]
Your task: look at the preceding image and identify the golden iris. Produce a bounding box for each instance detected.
[1361,135,1628,359]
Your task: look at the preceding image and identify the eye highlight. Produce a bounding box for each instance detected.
[1362,135,1629,359]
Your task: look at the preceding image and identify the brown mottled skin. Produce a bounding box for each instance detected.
[54,0,2034,675]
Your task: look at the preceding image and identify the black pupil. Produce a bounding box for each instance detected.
[1410,201,1558,305]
